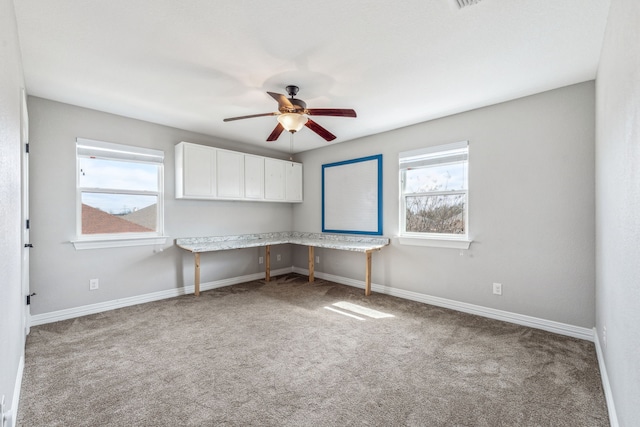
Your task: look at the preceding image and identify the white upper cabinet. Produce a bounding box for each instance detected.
[265,158,286,201]
[175,142,302,202]
[216,149,245,198]
[244,155,265,199]
[285,162,303,202]
[175,142,216,199]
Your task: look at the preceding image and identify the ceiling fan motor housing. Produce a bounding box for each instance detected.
[282,98,307,114]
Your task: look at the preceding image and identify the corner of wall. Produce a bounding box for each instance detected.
[593,328,619,427]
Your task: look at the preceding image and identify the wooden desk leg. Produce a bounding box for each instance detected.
[194,252,201,296]
[365,250,372,296]
[265,245,271,282]
[308,246,315,282]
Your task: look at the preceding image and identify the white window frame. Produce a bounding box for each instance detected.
[72,138,168,250]
[398,141,472,249]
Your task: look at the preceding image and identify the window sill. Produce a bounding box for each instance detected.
[71,236,169,250]
[397,235,472,249]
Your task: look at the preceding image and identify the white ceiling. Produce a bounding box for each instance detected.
[13,0,611,154]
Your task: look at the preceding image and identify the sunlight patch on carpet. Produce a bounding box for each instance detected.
[332,301,395,319]
[324,306,365,320]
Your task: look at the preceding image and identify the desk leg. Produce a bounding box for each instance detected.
[265,245,271,282]
[194,252,201,296]
[308,246,315,282]
[365,251,372,296]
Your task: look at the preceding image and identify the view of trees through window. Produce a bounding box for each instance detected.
[403,160,467,235]
[405,194,465,234]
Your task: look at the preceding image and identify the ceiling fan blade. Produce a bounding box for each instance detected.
[306,108,357,118]
[267,92,294,110]
[305,119,337,142]
[267,123,285,141]
[223,112,277,122]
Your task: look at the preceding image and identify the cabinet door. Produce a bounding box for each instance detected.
[285,162,303,202]
[245,155,265,199]
[177,142,216,198]
[217,150,245,198]
[264,158,285,200]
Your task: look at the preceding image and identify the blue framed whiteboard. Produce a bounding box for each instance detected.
[322,154,383,235]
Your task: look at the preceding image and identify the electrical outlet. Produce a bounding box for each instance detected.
[89,278,99,290]
[492,282,502,295]
[258,256,263,264]
[316,256,320,264]
[276,254,281,261]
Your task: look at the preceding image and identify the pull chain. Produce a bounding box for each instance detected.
[289,132,294,161]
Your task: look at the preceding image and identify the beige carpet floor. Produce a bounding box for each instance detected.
[18,274,609,426]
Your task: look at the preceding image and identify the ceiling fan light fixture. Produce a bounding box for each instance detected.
[278,113,308,133]
[223,86,356,142]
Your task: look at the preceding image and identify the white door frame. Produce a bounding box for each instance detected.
[20,88,30,338]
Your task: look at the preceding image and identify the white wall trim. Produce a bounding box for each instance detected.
[30,264,594,340]
[30,267,293,326]
[10,355,23,427]
[2,355,24,427]
[294,267,595,341]
[71,236,168,250]
[397,236,472,249]
[593,327,619,427]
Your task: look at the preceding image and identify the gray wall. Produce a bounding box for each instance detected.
[28,97,295,315]
[294,82,596,328]
[28,84,599,356]
[595,0,640,425]
[0,0,26,420]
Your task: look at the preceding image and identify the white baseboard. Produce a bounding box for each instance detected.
[2,355,23,427]
[294,267,595,341]
[593,327,619,427]
[30,266,594,341]
[30,268,293,326]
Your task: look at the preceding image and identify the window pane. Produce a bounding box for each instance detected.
[79,158,159,191]
[405,194,465,234]
[404,162,467,193]
[81,193,157,234]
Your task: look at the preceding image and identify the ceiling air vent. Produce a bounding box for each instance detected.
[455,0,482,8]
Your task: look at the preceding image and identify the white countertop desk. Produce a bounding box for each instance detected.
[176,232,390,296]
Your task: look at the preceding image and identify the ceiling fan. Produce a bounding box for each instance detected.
[223,85,357,142]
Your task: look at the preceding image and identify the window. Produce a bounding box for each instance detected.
[73,138,166,249]
[399,141,471,249]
